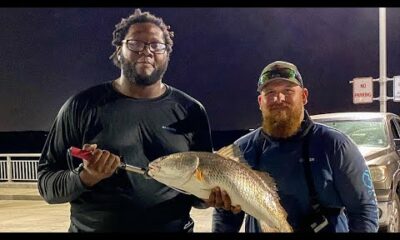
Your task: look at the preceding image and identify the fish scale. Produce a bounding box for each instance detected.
[148,147,293,232]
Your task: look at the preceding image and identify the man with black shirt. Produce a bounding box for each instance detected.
[38,9,213,232]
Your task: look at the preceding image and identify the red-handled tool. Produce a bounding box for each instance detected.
[68,146,150,177]
[69,146,93,160]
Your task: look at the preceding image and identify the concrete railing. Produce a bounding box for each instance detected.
[0,153,41,182]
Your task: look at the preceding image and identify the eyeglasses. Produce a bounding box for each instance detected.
[258,68,302,88]
[122,39,167,54]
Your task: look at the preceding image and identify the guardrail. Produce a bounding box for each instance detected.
[0,153,41,182]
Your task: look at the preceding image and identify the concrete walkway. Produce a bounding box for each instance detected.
[0,182,234,232]
[0,200,219,232]
[0,182,41,200]
[0,200,70,232]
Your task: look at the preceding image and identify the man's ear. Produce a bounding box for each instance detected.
[302,88,309,105]
[258,94,263,110]
[117,47,122,62]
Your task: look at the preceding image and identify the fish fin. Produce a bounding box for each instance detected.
[259,220,276,232]
[259,220,282,232]
[191,188,212,199]
[215,144,246,163]
[259,218,292,232]
[216,144,267,175]
[194,168,204,182]
[253,170,279,197]
[216,144,281,198]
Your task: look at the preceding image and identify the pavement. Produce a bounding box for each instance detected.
[0,182,42,200]
[0,182,244,232]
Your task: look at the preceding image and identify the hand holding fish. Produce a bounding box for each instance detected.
[147,144,293,232]
[203,187,242,214]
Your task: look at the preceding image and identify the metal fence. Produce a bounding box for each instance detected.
[0,153,41,182]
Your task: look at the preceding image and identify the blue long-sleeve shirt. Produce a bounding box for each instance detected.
[212,111,378,232]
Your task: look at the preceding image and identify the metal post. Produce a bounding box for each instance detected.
[6,155,12,182]
[379,8,387,112]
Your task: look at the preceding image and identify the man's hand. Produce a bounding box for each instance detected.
[78,144,121,187]
[203,187,242,214]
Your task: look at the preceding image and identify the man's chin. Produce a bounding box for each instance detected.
[135,69,154,78]
[262,107,303,138]
[268,110,289,121]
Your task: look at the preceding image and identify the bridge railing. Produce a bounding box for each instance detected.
[0,153,41,182]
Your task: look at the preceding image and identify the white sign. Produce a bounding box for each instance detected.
[352,77,373,104]
[393,76,400,102]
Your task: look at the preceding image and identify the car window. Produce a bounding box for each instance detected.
[316,119,387,147]
[390,119,400,139]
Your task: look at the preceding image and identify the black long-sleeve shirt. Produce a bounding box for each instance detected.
[38,82,213,232]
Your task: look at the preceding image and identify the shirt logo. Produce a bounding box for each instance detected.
[162,125,177,133]
[362,169,375,196]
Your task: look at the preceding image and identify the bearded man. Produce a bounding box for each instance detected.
[211,61,379,233]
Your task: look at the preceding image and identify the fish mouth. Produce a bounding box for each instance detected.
[147,164,160,178]
[147,162,194,185]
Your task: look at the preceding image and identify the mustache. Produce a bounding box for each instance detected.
[135,63,155,68]
[135,58,154,66]
[268,103,290,110]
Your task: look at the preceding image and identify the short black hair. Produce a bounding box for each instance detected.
[110,9,174,67]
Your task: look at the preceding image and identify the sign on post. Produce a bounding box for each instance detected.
[393,76,400,102]
[352,77,373,104]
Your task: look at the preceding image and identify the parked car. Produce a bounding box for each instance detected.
[311,112,400,232]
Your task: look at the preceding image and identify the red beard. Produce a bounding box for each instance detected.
[261,103,303,139]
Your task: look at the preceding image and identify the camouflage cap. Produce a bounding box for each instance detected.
[257,61,303,92]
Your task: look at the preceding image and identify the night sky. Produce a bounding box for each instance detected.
[1,7,400,131]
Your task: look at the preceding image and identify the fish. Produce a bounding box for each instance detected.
[147,144,293,232]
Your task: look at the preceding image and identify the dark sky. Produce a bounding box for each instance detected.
[1,7,400,131]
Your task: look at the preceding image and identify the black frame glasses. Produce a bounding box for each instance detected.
[122,39,167,54]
